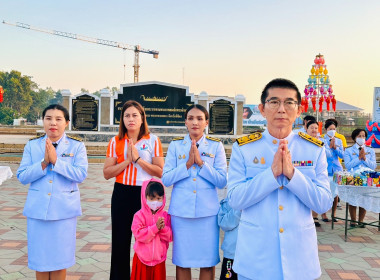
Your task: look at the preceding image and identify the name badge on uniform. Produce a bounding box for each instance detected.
[201,152,214,158]
[292,160,313,167]
[140,144,148,150]
[61,153,74,157]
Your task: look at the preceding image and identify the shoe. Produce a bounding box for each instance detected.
[350,223,357,227]
[322,218,330,222]
[314,221,321,227]
[337,203,342,209]
[358,223,366,228]
[333,218,338,222]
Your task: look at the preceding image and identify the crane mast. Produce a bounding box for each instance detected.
[2,20,159,83]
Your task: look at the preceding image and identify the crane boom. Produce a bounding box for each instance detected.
[2,20,159,82]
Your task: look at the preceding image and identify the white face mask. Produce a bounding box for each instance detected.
[327,130,336,138]
[356,138,365,147]
[146,200,163,211]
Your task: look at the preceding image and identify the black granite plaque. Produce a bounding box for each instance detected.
[114,84,193,126]
[72,94,99,131]
[208,99,234,135]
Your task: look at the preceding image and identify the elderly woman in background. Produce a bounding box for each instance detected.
[344,128,377,227]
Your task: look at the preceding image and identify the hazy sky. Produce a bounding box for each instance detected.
[1,0,379,113]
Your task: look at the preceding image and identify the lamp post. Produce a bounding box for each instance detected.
[301,53,336,122]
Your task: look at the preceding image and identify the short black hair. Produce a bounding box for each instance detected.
[303,115,316,125]
[145,181,164,198]
[306,120,318,129]
[243,107,253,119]
[351,128,367,141]
[324,119,338,130]
[42,104,70,121]
[260,78,301,105]
[185,104,209,120]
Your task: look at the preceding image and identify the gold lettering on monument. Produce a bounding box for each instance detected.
[140,95,168,102]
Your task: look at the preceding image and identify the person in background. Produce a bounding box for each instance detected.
[321,118,347,210]
[103,100,164,279]
[17,104,88,280]
[162,104,227,280]
[218,198,241,280]
[131,178,172,280]
[344,128,377,227]
[293,115,316,133]
[306,120,325,227]
[322,119,344,223]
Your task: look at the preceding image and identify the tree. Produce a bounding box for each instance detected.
[26,87,55,122]
[0,105,17,125]
[0,70,37,117]
[49,90,63,105]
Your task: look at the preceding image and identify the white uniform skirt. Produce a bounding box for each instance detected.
[27,217,77,271]
[171,215,220,268]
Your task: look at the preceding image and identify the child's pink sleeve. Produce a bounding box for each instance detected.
[132,212,159,244]
[159,213,173,242]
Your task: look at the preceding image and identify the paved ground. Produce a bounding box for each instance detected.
[0,163,380,280]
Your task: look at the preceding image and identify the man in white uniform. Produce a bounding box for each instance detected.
[228,78,332,280]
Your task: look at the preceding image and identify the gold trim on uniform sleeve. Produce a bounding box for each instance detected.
[298,132,324,147]
[67,135,83,142]
[206,136,221,142]
[236,132,262,146]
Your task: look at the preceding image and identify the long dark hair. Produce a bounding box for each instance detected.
[118,100,149,140]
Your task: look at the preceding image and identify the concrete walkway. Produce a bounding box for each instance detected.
[1,164,380,280]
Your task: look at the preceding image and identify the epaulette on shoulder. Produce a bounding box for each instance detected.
[172,137,184,141]
[298,132,324,147]
[206,136,221,142]
[29,134,45,141]
[67,135,83,142]
[236,132,262,146]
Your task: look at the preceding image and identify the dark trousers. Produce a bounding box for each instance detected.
[110,182,141,280]
[219,257,238,280]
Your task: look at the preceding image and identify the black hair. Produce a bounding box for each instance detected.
[306,120,318,129]
[185,104,209,120]
[243,107,253,119]
[260,78,301,105]
[303,115,316,125]
[324,119,338,130]
[351,128,367,141]
[145,181,164,198]
[42,104,70,121]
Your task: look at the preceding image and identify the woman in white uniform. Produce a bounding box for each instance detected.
[17,104,88,280]
[344,128,377,227]
[162,104,227,280]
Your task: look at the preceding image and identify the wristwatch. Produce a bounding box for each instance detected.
[199,161,205,169]
[41,158,49,166]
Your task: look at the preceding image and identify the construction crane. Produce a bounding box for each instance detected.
[2,20,159,83]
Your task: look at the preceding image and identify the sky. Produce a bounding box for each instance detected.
[1,0,380,113]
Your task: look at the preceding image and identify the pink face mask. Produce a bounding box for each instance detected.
[147,200,163,211]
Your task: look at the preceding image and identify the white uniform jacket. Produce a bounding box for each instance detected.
[227,130,332,280]
[343,144,377,171]
[162,134,227,218]
[17,134,88,220]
